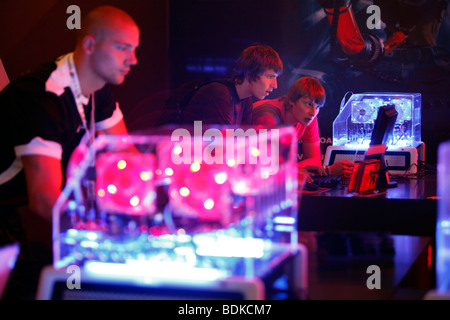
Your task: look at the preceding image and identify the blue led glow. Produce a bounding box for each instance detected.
[273,216,295,225]
[84,260,227,282]
[53,128,300,279]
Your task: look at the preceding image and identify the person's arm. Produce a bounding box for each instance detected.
[329,160,354,176]
[97,117,128,136]
[296,116,327,176]
[299,141,322,167]
[21,155,63,222]
[97,117,142,154]
[298,142,354,176]
[297,140,326,177]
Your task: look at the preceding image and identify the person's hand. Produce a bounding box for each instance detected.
[304,165,327,177]
[297,163,323,183]
[298,165,326,186]
[329,160,354,176]
[298,168,314,184]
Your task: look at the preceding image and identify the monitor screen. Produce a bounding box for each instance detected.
[370,104,398,146]
[365,104,399,188]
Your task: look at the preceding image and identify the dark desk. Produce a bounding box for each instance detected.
[298,174,437,236]
[297,173,437,299]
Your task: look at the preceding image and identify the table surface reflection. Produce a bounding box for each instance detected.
[298,174,437,236]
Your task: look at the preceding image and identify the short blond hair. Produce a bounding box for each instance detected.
[284,77,326,110]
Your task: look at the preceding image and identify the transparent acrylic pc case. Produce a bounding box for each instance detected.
[333,92,421,148]
[53,125,302,281]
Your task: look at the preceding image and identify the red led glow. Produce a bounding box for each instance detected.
[168,160,232,223]
[95,152,157,215]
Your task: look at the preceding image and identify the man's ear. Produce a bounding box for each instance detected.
[82,35,96,54]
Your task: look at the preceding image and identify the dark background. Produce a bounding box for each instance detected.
[1,0,449,163]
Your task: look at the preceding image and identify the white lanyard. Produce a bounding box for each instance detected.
[67,54,96,146]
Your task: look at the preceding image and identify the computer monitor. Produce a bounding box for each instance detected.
[366,104,398,188]
[370,104,398,146]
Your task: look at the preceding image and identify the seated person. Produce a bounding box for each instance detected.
[181,44,283,125]
[0,6,138,299]
[253,76,353,181]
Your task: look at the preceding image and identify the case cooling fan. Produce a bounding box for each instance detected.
[351,102,376,123]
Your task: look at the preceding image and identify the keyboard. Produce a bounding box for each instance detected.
[304,175,342,191]
[313,175,342,188]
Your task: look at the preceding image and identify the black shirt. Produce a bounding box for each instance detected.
[0,53,122,204]
[181,79,253,125]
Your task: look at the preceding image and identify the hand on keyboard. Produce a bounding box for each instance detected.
[314,175,342,188]
[303,175,342,191]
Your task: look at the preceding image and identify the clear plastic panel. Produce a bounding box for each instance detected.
[333,92,421,148]
[53,125,303,280]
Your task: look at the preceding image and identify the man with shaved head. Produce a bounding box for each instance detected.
[0,6,139,299]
